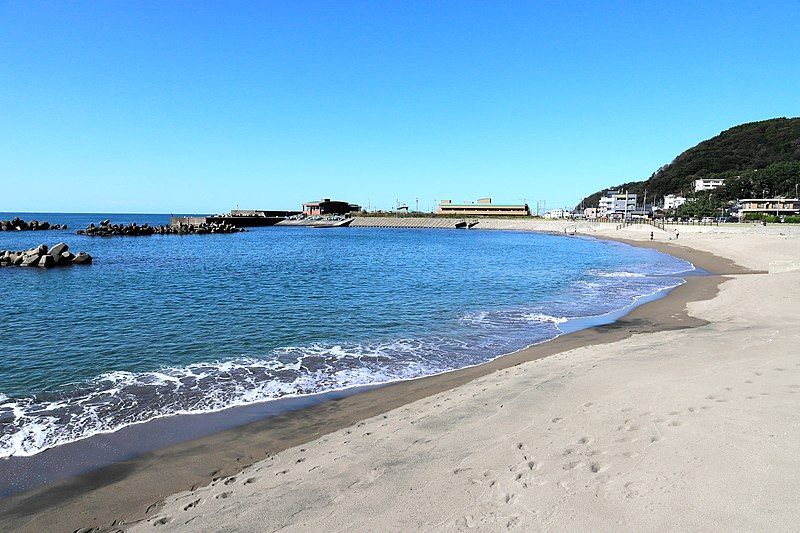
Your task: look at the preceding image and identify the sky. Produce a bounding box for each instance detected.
[1,1,799,214]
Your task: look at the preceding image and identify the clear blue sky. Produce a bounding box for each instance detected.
[2,1,798,213]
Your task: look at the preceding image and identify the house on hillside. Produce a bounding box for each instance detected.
[694,178,726,192]
[663,194,687,210]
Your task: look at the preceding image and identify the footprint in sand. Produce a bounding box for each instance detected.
[216,491,233,499]
[502,492,518,504]
[223,477,236,485]
[244,477,259,485]
[183,499,201,511]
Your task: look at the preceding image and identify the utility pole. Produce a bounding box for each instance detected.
[643,188,647,219]
[415,198,419,213]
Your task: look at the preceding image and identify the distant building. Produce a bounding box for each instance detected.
[436,198,530,216]
[663,194,687,210]
[738,198,800,218]
[543,208,568,219]
[302,199,361,216]
[598,190,637,220]
[694,178,726,192]
[584,207,599,219]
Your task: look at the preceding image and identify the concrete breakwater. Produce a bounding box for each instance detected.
[0,242,92,268]
[349,217,599,232]
[1,217,68,231]
[77,220,245,236]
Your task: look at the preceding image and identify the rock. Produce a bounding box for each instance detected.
[72,252,92,264]
[49,242,69,256]
[21,254,40,267]
[78,220,244,237]
[0,218,65,231]
[0,243,92,268]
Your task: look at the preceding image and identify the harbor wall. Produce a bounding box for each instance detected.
[350,217,620,233]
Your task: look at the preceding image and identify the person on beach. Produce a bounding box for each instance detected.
[650,231,654,240]
[676,231,679,240]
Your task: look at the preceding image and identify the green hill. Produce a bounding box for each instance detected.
[578,117,800,209]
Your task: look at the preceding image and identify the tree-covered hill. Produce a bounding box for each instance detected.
[578,117,800,208]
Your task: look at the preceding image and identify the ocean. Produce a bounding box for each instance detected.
[0,213,693,458]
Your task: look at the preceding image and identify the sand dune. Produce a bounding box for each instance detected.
[135,228,800,531]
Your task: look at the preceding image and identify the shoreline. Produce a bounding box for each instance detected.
[0,236,752,532]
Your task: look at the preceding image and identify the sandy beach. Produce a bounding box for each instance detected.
[136,225,800,531]
[2,224,798,532]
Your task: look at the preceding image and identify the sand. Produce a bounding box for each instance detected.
[125,226,800,532]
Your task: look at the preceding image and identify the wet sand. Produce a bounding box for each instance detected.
[0,237,758,532]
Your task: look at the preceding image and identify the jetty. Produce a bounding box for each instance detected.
[350,217,478,229]
[170,210,300,228]
[1,217,67,231]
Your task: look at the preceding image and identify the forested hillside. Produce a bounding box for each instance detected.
[578,117,800,208]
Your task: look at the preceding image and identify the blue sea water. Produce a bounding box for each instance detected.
[0,213,693,458]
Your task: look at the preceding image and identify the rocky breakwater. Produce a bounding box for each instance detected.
[77,219,245,236]
[0,217,68,231]
[0,243,92,268]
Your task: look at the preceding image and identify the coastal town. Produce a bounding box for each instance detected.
[186,183,800,230]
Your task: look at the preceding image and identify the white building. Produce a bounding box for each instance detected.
[663,194,687,210]
[584,207,598,219]
[694,178,725,192]
[543,208,569,219]
[598,191,637,219]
